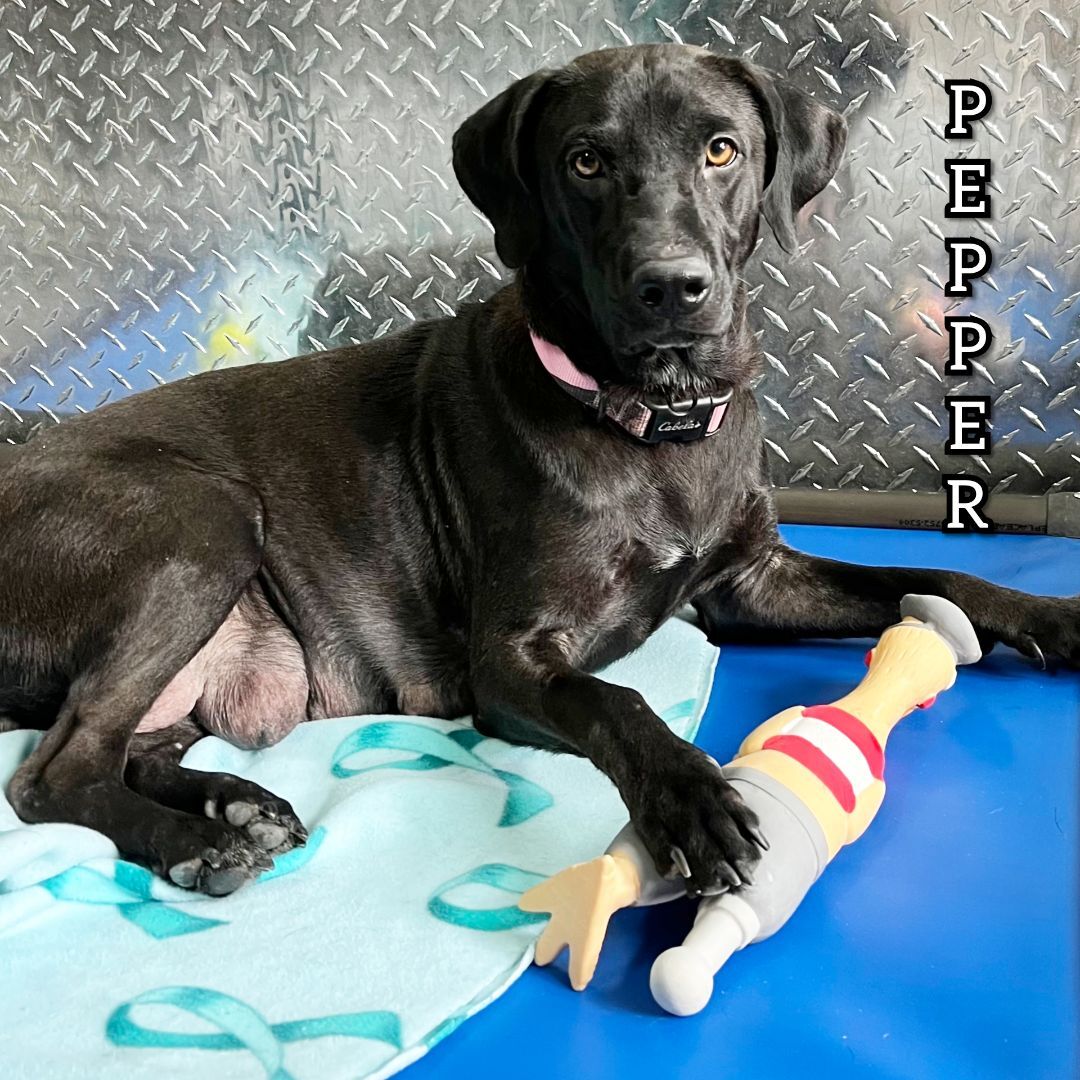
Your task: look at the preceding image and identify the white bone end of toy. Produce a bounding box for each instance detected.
[649,893,759,1016]
[650,946,714,1016]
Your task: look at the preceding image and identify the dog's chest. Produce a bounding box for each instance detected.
[565,504,724,672]
[599,490,732,601]
[633,483,733,574]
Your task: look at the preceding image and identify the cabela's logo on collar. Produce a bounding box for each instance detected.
[656,418,702,434]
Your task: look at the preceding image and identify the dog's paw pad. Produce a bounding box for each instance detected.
[225,801,258,827]
[204,864,257,897]
[224,799,306,856]
[168,856,206,889]
[248,820,289,850]
[166,843,272,896]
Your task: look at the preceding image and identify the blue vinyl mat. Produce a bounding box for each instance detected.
[412,524,1079,1080]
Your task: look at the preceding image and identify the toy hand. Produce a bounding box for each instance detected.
[518,854,640,990]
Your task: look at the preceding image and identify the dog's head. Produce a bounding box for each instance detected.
[452,44,846,390]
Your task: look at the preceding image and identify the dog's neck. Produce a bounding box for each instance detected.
[528,329,733,444]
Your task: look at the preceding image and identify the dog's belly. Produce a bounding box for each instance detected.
[136,585,310,750]
[133,582,464,747]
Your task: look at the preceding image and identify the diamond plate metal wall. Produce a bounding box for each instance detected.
[1,0,1076,497]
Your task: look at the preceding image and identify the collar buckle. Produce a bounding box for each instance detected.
[638,387,734,444]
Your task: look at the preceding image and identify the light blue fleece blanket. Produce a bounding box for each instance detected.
[1,612,717,1079]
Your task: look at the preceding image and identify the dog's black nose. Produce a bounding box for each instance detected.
[633,258,713,316]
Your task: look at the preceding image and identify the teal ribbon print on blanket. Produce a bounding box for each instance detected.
[107,986,402,1080]
[428,863,548,931]
[40,863,226,939]
[331,721,554,827]
[662,698,695,726]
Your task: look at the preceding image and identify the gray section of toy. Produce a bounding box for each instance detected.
[718,766,830,936]
[899,594,982,666]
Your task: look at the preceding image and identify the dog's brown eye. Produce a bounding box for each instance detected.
[571,149,602,178]
[706,137,738,168]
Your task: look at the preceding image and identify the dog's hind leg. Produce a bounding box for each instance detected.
[126,718,307,856]
[6,472,285,895]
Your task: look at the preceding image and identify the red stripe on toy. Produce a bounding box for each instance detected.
[762,734,857,812]
[802,704,885,780]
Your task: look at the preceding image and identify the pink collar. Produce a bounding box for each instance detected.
[528,328,732,445]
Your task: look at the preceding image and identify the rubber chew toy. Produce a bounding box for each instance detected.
[519,594,982,1015]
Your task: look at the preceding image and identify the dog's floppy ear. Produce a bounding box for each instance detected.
[740,63,847,253]
[452,70,553,269]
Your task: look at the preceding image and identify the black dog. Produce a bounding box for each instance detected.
[1,44,1076,897]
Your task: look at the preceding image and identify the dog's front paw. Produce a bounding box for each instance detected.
[627,745,765,897]
[1006,596,1080,669]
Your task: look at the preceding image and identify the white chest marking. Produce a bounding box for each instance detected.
[648,521,724,572]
